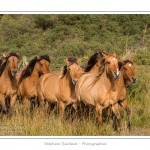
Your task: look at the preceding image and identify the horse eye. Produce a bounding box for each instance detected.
[107,62,110,64]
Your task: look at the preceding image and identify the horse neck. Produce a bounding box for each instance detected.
[102,65,116,91]
[89,63,100,74]
[2,64,13,79]
[30,65,41,84]
[62,71,74,88]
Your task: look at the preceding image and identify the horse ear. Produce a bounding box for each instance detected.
[112,52,116,57]
[3,54,6,58]
[76,58,81,64]
[65,59,70,66]
[16,52,19,57]
[102,52,109,60]
[36,55,40,60]
[4,52,10,58]
[130,57,134,63]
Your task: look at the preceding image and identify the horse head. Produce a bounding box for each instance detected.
[65,57,81,85]
[121,58,136,86]
[3,52,19,76]
[102,52,120,79]
[36,54,50,75]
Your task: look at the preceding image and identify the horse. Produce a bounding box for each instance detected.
[110,58,136,130]
[75,52,121,129]
[36,57,82,120]
[75,52,106,118]
[18,54,50,114]
[0,52,19,116]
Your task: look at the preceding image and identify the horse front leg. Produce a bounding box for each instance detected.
[95,102,103,126]
[58,100,65,122]
[112,103,121,131]
[0,94,7,114]
[119,100,131,131]
[21,96,29,116]
[9,94,17,117]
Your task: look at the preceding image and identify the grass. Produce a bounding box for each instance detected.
[0,66,150,136]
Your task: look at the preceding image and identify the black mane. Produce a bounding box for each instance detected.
[18,54,50,84]
[84,52,103,72]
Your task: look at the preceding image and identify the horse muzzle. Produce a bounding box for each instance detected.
[11,69,18,76]
[130,77,137,83]
[72,79,78,85]
[113,71,121,79]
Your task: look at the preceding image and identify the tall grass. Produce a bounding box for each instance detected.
[0,66,150,136]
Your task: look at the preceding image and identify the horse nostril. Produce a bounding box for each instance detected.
[72,79,78,85]
[132,77,137,83]
[114,71,120,79]
[11,70,18,76]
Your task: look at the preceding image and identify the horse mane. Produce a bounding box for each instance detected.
[18,54,50,85]
[60,57,78,78]
[84,52,103,72]
[0,52,19,76]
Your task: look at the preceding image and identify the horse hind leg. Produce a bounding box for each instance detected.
[0,95,7,114]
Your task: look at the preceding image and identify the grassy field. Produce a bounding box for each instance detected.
[0,66,150,136]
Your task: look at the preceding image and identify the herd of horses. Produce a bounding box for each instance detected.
[0,51,136,131]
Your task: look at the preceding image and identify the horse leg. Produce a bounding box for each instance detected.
[111,103,121,131]
[21,96,29,115]
[0,95,7,114]
[58,100,65,122]
[47,102,56,115]
[119,100,131,131]
[95,102,103,126]
[9,94,17,117]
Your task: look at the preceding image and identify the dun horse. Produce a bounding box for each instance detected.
[18,54,50,113]
[75,52,121,129]
[111,58,136,130]
[0,52,19,116]
[36,57,82,120]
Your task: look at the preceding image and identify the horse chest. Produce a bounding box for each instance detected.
[97,90,118,107]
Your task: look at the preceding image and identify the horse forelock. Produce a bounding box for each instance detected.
[8,52,19,59]
[67,57,77,64]
[124,60,133,65]
[38,55,50,63]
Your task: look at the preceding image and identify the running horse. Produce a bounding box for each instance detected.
[75,52,121,129]
[36,57,82,120]
[0,52,19,116]
[112,58,136,130]
[18,54,50,114]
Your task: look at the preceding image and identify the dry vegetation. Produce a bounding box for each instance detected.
[0,66,149,136]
